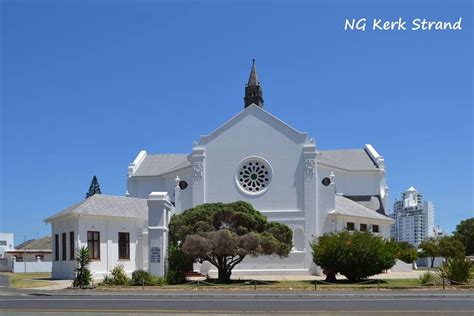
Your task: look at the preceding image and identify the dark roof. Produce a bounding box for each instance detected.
[15,236,52,250]
[344,195,386,215]
[132,154,191,177]
[318,149,379,171]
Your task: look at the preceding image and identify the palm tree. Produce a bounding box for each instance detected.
[73,246,92,288]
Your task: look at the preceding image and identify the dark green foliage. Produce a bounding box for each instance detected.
[311,231,397,282]
[418,271,438,285]
[73,246,92,288]
[439,258,473,284]
[131,270,152,285]
[86,175,102,199]
[453,218,474,255]
[395,241,418,263]
[438,236,465,260]
[169,201,293,283]
[165,244,193,285]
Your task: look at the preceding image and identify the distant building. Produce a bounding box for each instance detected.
[0,233,14,258]
[4,236,53,273]
[432,225,447,238]
[390,187,435,246]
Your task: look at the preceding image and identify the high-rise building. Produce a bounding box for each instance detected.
[390,187,435,246]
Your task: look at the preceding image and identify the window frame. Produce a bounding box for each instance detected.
[346,222,355,231]
[360,223,368,232]
[54,234,59,261]
[118,232,130,260]
[69,231,75,260]
[372,225,380,233]
[87,231,100,260]
[62,233,67,261]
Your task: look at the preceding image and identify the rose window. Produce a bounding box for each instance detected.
[236,157,272,194]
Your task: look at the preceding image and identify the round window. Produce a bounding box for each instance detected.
[236,157,272,195]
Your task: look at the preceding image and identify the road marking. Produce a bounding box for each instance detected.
[1,297,473,302]
[0,309,474,314]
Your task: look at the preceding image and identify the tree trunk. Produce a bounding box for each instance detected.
[325,272,337,283]
[218,268,232,283]
[430,257,435,268]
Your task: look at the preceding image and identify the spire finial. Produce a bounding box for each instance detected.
[247,59,259,86]
[244,59,264,108]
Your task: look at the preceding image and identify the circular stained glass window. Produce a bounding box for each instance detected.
[236,157,272,195]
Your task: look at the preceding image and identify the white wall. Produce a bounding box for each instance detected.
[318,166,384,197]
[51,217,77,279]
[323,214,391,238]
[77,216,147,279]
[51,215,147,279]
[0,233,14,258]
[13,260,52,273]
[197,108,308,212]
[128,168,193,210]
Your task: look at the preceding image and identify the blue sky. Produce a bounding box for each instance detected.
[1,0,472,245]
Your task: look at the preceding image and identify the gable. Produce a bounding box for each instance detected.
[197,104,309,146]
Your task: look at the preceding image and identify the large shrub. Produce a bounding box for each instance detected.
[311,231,397,282]
[131,270,166,286]
[169,201,293,282]
[418,271,439,285]
[131,270,152,285]
[438,258,473,284]
[165,244,192,285]
[108,264,130,285]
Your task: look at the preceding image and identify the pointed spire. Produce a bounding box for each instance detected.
[248,58,259,86]
[244,59,264,108]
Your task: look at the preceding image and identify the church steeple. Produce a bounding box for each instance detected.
[244,59,264,108]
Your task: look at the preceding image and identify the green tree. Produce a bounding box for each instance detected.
[453,218,474,255]
[169,201,292,283]
[438,236,465,260]
[85,175,102,199]
[73,246,92,288]
[419,238,440,268]
[395,241,418,264]
[311,231,397,282]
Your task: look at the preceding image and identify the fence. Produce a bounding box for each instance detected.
[130,277,473,291]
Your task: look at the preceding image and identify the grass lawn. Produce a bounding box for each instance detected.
[97,278,463,291]
[0,272,53,288]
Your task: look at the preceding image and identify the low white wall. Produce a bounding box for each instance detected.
[417,257,444,268]
[13,261,52,273]
[389,259,412,272]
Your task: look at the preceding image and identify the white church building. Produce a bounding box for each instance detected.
[45,61,394,279]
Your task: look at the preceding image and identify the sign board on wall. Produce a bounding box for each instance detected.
[150,247,161,263]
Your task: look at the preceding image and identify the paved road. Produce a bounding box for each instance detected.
[1,291,473,315]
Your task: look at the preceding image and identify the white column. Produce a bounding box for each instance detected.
[191,145,205,206]
[302,141,318,271]
[147,192,174,277]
